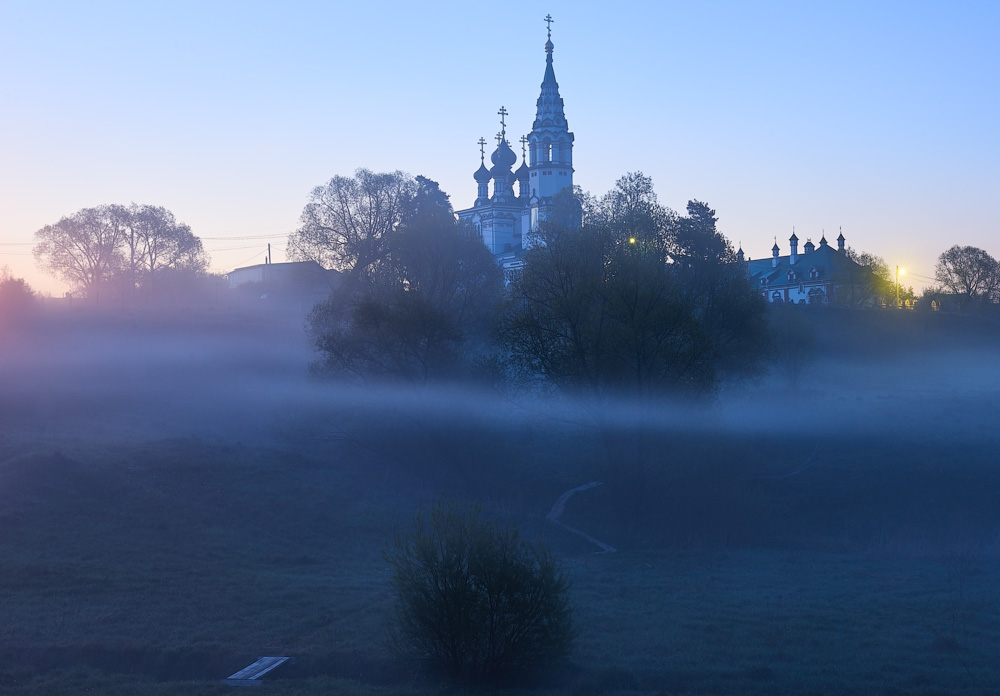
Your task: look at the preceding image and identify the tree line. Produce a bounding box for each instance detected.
[288,169,770,400]
[24,171,999,323]
[31,203,208,306]
[282,167,1000,395]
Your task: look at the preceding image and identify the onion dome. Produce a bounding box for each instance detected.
[474,162,491,183]
[514,159,529,182]
[490,138,518,170]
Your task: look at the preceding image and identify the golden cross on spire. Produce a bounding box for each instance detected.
[544,14,554,39]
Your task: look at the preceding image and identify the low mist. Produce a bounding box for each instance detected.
[2,304,996,450]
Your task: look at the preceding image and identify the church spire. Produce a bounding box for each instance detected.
[528,15,574,199]
[534,15,566,131]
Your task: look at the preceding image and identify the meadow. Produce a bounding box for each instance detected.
[0,304,998,695]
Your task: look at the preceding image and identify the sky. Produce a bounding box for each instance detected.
[1,0,997,295]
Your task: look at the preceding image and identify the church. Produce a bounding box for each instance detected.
[456,16,574,275]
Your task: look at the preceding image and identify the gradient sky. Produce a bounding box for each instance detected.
[2,0,997,295]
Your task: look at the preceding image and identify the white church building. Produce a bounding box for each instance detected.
[456,16,574,274]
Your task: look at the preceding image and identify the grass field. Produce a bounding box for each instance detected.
[1,306,998,694]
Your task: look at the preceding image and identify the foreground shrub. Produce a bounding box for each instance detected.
[386,501,574,684]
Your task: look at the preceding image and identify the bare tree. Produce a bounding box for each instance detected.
[309,177,502,383]
[935,245,1000,308]
[287,169,417,282]
[126,204,207,296]
[33,205,129,302]
[34,204,207,304]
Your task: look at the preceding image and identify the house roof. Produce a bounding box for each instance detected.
[745,243,863,287]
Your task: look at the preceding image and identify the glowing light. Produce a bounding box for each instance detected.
[629,238,636,244]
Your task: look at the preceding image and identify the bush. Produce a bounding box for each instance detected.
[385,501,574,684]
[0,268,35,324]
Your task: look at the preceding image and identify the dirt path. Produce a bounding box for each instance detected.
[546,482,617,553]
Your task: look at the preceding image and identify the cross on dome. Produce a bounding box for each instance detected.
[498,105,508,138]
[478,137,487,163]
[545,14,554,39]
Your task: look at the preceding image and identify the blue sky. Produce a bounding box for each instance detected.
[2,0,997,294]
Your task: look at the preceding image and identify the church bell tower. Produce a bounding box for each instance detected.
[526,14,574,239]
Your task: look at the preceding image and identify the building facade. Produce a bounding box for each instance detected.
[742,231,867,305]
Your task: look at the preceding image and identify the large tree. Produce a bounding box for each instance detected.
[115,204,208,302]
[33,205,129,301]
[670,200,769,378]
[287,168,418,282]
[125,204,207,288]
[308,177,502,383]
[935,245,1000,308]
[500,174,768,401]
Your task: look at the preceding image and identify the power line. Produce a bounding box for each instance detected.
[203,244,275,252]
[200,233,288,241]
